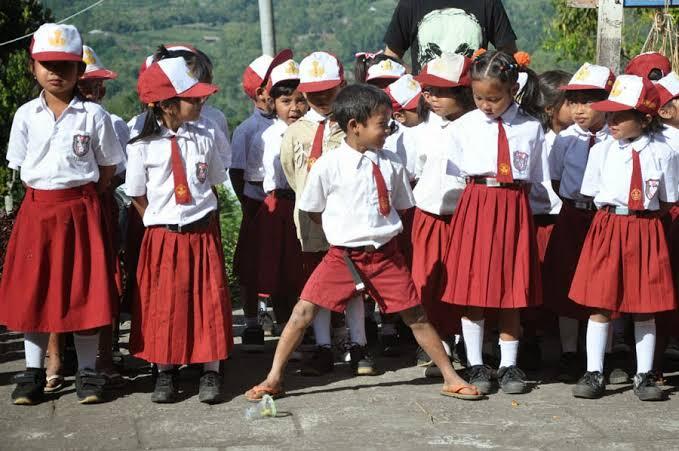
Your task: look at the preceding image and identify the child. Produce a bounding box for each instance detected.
[279,51,371,376]
[624,52,672,82]
[256,58,309,334]
[125,56,232,404]
[442,50,548,395]
[0,24,124,405]
[541,64,614,382]
[245,84,482,401]
[231,50,291,350]
[355,51,407,88]
[569,75,679,401]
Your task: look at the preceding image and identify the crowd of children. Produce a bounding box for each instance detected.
[2,22,679,406]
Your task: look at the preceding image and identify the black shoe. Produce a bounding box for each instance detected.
[300,346,334,376]
[466,364,494,395]
[451,337,466,368]
[299,329,316,352]
[519,339,541,372]
[415,346,432,367]
[498,366,528,394]
[11,368,46,405]
[241,325,265,352]
[151,370,177,403]
[572,371,605,399]
[349,344,378,376]
[365,317,379,347]
[557,352,581,383]
[75,369,106,404]
[633,372,664,401]
[380,333,401,357]
[605,351,630,385]
[198,371,222,404]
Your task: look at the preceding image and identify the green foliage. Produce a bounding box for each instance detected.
[217,185,242,302]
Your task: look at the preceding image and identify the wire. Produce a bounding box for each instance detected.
[0,0,107,48]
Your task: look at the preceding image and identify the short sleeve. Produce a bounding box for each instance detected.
[529,127,550,184]
[391,161,415,210]
[298,158,328,213]
[93,112,124,166]
[383,0,414,56]
[230,123,248,170]
[486,0,517,49]
[207,140,228,186]
[580,142,606,197]
[6,107,28,170]
[124,143,147,197]
[658,150,679,203]
[549,135,567,181]
[280,128,297,191]
[213,126,232,169]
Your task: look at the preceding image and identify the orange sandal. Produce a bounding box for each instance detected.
[245,384,285,402]
[440,384,484,400]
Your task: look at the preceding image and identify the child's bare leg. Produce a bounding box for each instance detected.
[400,306,474,392]
[46,333,63,376]
[259,300,319,388]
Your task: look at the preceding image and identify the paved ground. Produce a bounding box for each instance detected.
[2,314,679,450]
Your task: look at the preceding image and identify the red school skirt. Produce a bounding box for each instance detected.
[442,182,542,309]
[569,209,677,314]
[130,216,233,365]
[300,239,420,314]
[0,184,116,333]
[255,192,305,297]
[233,195,263,286]
[410,208,462,336]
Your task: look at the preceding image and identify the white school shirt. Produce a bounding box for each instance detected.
[412,113,467,215]
[125,122,227,226]
[529,129,562,215]
[448,103,550,183]
[658,125,679,154]
[262,118,290,192]
[231,108,274,201]
[549,123,611,200]
[110,113,129,175]
[580,135,679,210]
[299,140,415,249]
[6,92,123,190]
[384,122,417,181]
[201,104,231,143]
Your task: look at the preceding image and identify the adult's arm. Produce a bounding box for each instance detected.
[488,0,518,54]
[383,0,414,59]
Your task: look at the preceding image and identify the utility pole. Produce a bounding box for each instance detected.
[258,0,276,56]
[596,0,624,73]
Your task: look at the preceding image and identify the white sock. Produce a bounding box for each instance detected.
[586,319,609,373]
[559,316,579,354]
[634,319,656,374]
[203,360,220,373]
[245,316,259,327]
[157,364,175,372]
[441,339,452,357]
[461,318,484,366]
[313,308,332,347]
[73,332,100,371]
[345,296,367,346]
[23,332,49,369]
[499,339,519,368]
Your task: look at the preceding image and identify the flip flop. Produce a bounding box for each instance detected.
[44,374,65,393]
[245,384,285,402]
[440,384,484,400]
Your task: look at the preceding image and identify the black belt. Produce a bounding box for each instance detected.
[153,213,213,233]
[271,189,295,200]
[563,198,596,211]
[467,176,525,187]
[601,205,658,217]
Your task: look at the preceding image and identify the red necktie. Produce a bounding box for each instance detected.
[588,135,596,150]
[307,120,326,172]
[170,135,192,205]
[371,160,390,216]
[496,118,513,183]
[628,149,644,211]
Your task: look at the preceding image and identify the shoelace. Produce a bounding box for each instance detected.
[201,373,218,388]
[469,365,492,380]
[501,366,526,381]
[582,371,602,385]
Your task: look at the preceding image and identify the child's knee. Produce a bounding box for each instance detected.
[400,306,427,327]
[289,300,317,329]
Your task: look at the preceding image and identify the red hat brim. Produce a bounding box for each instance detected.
[559,84,610,92]
[178,82,219,99]
[591,99,633,112]
[414,73,469,88]
[262,49,294,89]
[82,69,118,80]
[32,51,82,62]
[297,79,342,93]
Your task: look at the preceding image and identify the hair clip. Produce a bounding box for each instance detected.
[355,50,383,60]
[472,48,487,61]
[514,51,532,69]
[500,63,518,72]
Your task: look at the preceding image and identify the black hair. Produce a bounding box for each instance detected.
[417,93,430,121]
[537,70,572,131]
[270,80,301,100]
[648,68,664,82]
[564,89,609,103]
[128,98,180,145]
[152,45,213,83]
[332,84,392,132]
[354,53,404,84]
[471,50,542,119]
[634,110,665,135]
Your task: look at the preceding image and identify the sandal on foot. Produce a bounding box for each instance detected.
[245,384,285,402]
[44,374,65,393]
[440,384,484,400]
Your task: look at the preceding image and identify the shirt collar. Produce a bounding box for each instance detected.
[499,102,519,124]
[159,121,194,140]
[272,118,288,136]
[618,134,650,152]
[340,140,380,168]
[34,91,86,113]
[303,108,327,123]
[573,123,610,139]
[427,112,451,129]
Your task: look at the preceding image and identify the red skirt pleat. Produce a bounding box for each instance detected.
[233,196,263,286]
[442,183,541,309]
[0,184,116,332]
[569,210,677,314]
[130,218,233,364]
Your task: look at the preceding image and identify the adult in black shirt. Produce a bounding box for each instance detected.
[383,0,518,73]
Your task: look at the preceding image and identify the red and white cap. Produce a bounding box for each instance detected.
[656,72,679,106]
[81,45,118,80]
[139,44,197,76]
[30,23,82,62]
[384,75,421,112]
[137,57,218,104]
[366,59,406,82]
[591,74,660,114]
[298,51,344,93]
[242,55,272,98]
[267,59,300,90]
[561,63,615,92]
[415,53,471,88]
[624,52,671,80]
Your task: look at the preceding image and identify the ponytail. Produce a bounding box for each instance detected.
[128,98,179,145]
[353,51,403,83]
[515,67,542,120]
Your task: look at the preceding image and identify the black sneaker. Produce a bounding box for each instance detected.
[415,346,432,367]
[241,325,265,352]
[75,369,106,404]
[11,368,46,405]
[198,371,222,404]
[466,364,494,395]
[572,371,605,399]
[299,329,316,352]
[365,317,379,347]
[151,370,177,403]
[518,338,541,372]
[380,333,401,357]
[349,344,378,376]
[498,366,528,394]
[557,352,581,383]
[451,337,467,368]
[633,372,664,401]
[300,346,334,376]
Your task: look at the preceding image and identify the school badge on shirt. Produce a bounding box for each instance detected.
[512,151,529,174]
[72,134,91,157]
[195,162,208,183]
[645,179,660,199]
